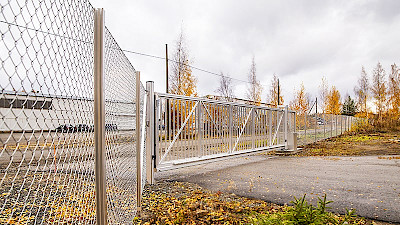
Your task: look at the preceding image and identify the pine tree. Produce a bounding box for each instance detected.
[342,95,357,116]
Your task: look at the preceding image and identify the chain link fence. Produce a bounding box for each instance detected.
[296,104,356,147]
[0,0,145,224]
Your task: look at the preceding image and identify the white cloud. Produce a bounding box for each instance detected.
[91,0,400,104]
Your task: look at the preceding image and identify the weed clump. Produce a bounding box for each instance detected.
[250,194,365,225]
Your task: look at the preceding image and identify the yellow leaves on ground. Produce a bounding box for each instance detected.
[138,181,281,224]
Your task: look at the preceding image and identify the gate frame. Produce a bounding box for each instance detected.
[145,82,296,183]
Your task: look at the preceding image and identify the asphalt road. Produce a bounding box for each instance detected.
[156,154,400,223]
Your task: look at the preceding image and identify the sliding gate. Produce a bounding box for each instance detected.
[145,82,296,182]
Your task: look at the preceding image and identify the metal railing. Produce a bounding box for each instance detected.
[0,1,145,224]
[146,82,296,174]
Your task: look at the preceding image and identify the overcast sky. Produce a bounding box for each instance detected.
[90,0,400,104]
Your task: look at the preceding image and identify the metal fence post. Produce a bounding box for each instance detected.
[304,113,307,145]
[323,113,326,139]
[135,72,142,215]
[314,114,317,143]
[155,98,160,165]
[294,112,297,133]
[335,115,338,136]
[340,115,343,134]
[94,8,107,225]
[284,106,288,149]
[146,81,155,184]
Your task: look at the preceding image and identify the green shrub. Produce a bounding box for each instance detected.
[249,194,364,225]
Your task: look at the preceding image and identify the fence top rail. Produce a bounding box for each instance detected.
[155,92,296,113]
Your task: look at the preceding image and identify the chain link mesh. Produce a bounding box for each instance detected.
[0,0,146,224]
[296,111,356,146]
[104,27,146,223]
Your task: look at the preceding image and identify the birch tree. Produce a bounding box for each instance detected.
[268,74,284,107]
[326,86,342,115]
[371,62,387,123]
[246,56,262,105]
[318,77,329,113]
[216,72,235,101]
[388,63,400,124]
[354,66,369,115]
[290,82,310,129]
[170,29,197,97]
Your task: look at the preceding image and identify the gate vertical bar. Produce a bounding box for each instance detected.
[197,101,203,157]
[146,81,155,184]
[94,8,107,225]
[229,105,233,151]
[268,110,272,146]
[252,107,255,149]
[155,98,160,163]
[136,72,142,215]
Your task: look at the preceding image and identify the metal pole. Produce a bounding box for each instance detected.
[277,79,280,106]
[284,106,288,149]
[304,113,307,145]
[323,113,326,139]
[335,115,338,136]
[315,97,317,143]
[135,72,142,215]
[165,44,170,141]
[146,81,155,184]
[340,115,343,135]
[94,8,107,225]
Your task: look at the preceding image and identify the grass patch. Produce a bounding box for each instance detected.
[250,194,365,225]
[296,130,400,157]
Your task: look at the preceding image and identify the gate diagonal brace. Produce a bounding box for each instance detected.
[271,111,284,146]
[230,108,253,153]
[201,102,225,138]
[159,101,199,163]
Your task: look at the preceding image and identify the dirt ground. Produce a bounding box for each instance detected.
[296,130,400,157]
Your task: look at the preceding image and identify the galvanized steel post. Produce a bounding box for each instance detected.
[136,71,142,215]
[146,81,155,184]
[284,106,288,149]
[94,8,107,225]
